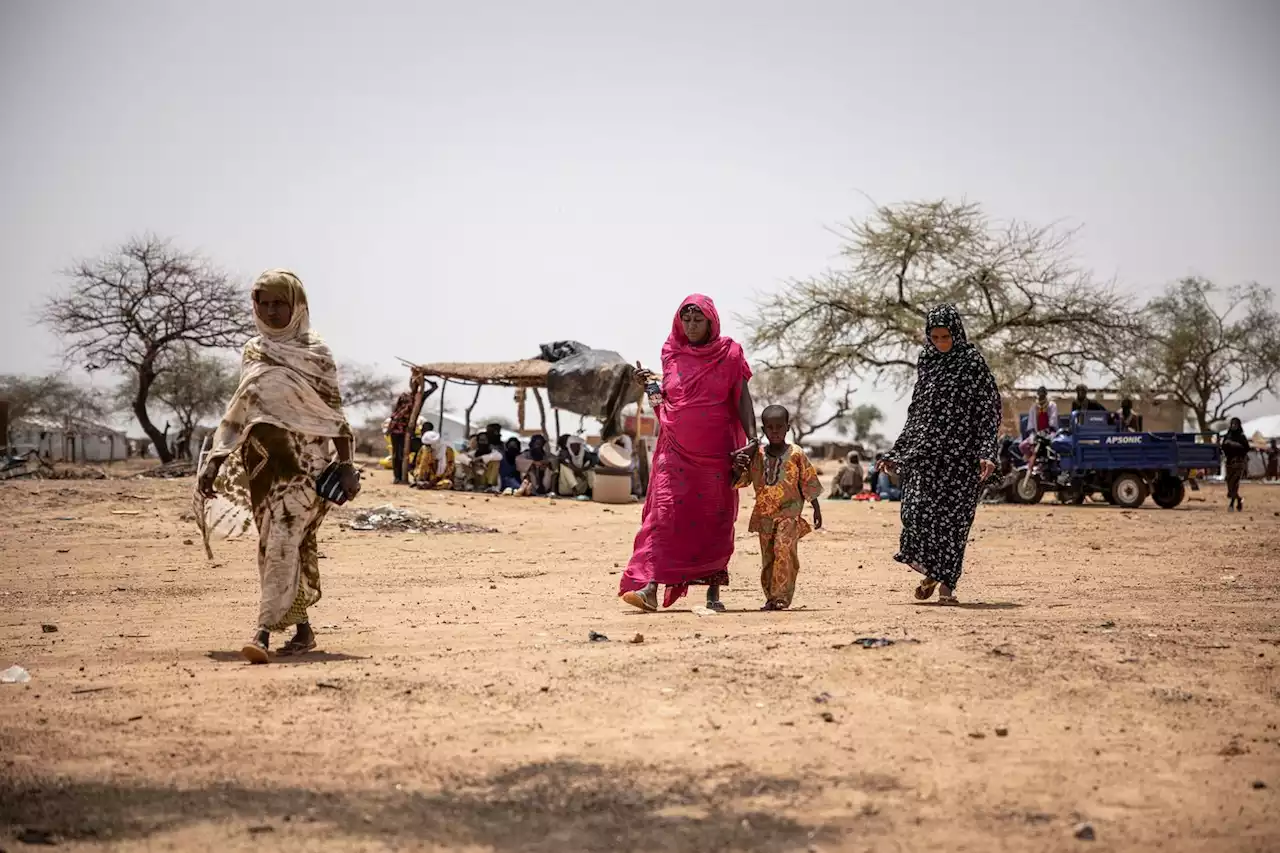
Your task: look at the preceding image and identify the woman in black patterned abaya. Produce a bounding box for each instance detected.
[878,305,1001,605]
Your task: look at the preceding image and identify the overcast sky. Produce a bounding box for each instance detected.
[2,0,1277,436]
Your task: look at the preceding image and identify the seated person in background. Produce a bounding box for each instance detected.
[1071,384,1107,414]
[456,433,502,492]
[484,423,505,453]
[557,435,598,497]
[411,430,455,490]
[516,434,554,496]
[1020,386,1058,463]
[499,437,524,493]
[1116,398,1141,431]
[828,452,864,499]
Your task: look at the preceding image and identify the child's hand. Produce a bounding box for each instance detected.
[812,502,823,531]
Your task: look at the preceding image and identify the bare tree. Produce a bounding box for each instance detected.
[40,236,252,463]
[745,199,1136,393]
[1127,278,1280,433]
[750,367,854,442]
[0,374,107,428]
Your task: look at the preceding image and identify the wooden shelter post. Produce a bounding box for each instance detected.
[532,387,548,436]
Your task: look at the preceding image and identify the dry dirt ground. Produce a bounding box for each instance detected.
[2,464,1278,853]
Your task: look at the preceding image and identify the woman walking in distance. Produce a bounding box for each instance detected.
[196,270,360,662]
[878,305,1000,606]
[620,295,757,612]
[1220,417,1250,512]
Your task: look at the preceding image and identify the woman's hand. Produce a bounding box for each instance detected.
[979,459,996,481]
[876,459,896,474]
[339,463,362,501]
[197,458,223,499]
[633,361,656,388]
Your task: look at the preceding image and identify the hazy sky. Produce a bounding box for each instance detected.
[2,0,1277,435]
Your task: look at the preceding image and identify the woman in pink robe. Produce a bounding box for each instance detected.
[620,295,758,611]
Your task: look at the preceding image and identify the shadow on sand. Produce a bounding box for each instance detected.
[0,760,870,852]
[204,650,369,665]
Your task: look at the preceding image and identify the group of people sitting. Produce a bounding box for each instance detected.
[826,451,901,501]
[386,407,636,499]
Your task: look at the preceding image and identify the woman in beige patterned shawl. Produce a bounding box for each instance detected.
[196,270,359,663]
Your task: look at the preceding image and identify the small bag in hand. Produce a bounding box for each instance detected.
[316,462,357,505]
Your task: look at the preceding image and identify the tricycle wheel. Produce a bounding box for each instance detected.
[1014,472,1044,504]
[1111,472,1148,508]
[1152,475,1186,509]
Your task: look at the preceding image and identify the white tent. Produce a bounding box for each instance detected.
[1240,414,1280,440]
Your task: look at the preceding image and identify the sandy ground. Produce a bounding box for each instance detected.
[1,464,1279,853]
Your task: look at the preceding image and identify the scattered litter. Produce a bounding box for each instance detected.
[1073,822,1096,841]
[54,516,78,521]
[820,711,835,723]
[127,715,143,723]
[345,505,497,534]
[969,732,986,739]
[692,606,717,617]
[629,633,645,644]
[661,687,675,695]
[990,646,1015,659]
[1099,620,1116,629]
[1,665,31,684]
[813,692,832,704]
[55,549,69,554]
[588,631,609,642]
[849,637,919,649]
[317,681,343,690]
[71,686,110,695]
[1220,575,1236,583]
[183,539,194,546]
[142,460,198,478]
[111,510,141,516]
[41,624,58,634]
[248,825,276,835]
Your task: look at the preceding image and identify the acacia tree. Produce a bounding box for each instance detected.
[340,363,401,411]
[849,403,886,448]
[0,374,107,426]
[750,366,854,442]
[1130,278,1280,433]
[116,347,239,459]
[41,236,252,463]
[745,199,1136,393]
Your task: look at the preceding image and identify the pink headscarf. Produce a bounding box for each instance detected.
[659,294,748,414]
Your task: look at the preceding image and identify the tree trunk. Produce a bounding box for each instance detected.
[132,359,174,464]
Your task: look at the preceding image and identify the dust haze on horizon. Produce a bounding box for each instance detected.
[1,0,1277,436]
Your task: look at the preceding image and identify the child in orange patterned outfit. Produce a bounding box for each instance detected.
[732,405,823,611]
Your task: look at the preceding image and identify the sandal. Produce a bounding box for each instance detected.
[277,636,317,656]
[241,630,270,664]
[938,594,959,606]
[622,589,658,612]
[705,600,726,613]
[914,579,938,601]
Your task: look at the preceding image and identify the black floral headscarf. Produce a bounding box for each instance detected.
[886,304,1002,470]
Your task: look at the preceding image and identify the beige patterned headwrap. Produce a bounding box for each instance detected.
[195,270,351,553]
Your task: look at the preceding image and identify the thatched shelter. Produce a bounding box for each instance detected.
[411,359,551,387]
